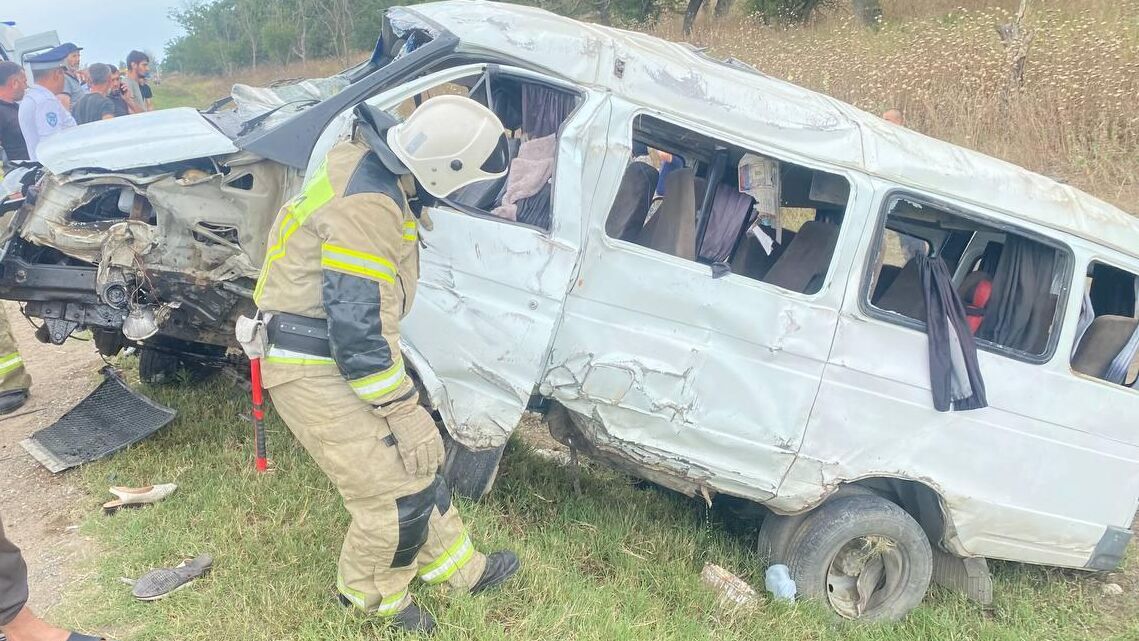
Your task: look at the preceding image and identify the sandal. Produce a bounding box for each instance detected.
[66,634,107,641]
[131,554,213,601]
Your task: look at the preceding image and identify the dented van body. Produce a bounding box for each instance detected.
[1,0,1135,619]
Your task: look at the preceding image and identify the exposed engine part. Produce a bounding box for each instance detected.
[37,317,80,345]
[123,305,160,341]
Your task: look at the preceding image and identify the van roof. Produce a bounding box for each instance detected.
[397,1,1139,259]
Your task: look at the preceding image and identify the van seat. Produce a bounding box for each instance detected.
[1072,315,1139,382]
[875,259,926,321]
[761,221,839,294]
[605,162,658,241]
[636,167,697,261]
[730,229,796,282]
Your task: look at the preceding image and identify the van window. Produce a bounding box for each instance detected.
[604,115,851,296]
[867,196,1069,359]
[392,71,580,231]
[1071,261,1139,386]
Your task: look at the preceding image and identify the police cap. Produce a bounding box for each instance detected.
[26,43,82,72]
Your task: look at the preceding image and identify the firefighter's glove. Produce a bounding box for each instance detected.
[378,401,445,478]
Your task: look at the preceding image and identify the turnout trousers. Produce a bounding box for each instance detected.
[0,306,29,393]
[265,368,486,615]
[0,514,29,626]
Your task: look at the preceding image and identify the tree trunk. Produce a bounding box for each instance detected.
[683,0,704,35]
[852,0,883,27]
[596,0,612,25]
[713,0,733,18]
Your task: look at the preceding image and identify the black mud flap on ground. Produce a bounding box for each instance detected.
[21,366,177,473]
[440,430,505,500]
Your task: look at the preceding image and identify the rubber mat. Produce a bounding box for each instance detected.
[21,366,177,473]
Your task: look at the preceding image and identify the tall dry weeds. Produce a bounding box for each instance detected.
[654,0,1139,212]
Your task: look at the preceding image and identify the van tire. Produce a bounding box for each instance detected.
[784,494,932,621]
[756,512,808,564]
[139,348,213,385]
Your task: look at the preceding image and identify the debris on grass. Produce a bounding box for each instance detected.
[700,562,758,608]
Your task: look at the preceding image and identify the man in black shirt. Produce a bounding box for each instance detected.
[0,62,29,169]
[73,63,116,125]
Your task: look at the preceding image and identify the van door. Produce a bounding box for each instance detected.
[541,99,871,500]
[372,67,612,495]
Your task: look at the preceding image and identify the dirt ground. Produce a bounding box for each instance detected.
[0,301,104,614]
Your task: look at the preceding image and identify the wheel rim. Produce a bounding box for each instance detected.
[825,535,908,619]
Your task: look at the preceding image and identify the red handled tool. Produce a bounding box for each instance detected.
[250,356,268,472]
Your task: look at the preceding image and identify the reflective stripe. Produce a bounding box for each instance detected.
[348,358,406,401]
[402,221,417,241]
[321,243,397,283]
[253,163,336,302]
[264,346,335,366]
[418,531,475,585]
[0,353,23,376]
[336,575,407,616]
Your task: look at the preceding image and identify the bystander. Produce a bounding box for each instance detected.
[61,43,87,109]
[73,64,117,125]
[106,66,139,116]
[125,50,152,113]
[0,62,29,170]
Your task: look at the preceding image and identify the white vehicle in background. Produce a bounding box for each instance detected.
[0,21,59,70]
[0,1,1134,622]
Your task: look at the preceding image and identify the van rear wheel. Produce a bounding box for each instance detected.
[785,494,932,621]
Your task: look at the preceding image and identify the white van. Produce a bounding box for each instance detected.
[2,1,1134,621]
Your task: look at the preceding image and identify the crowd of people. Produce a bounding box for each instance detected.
[0,43,154,168]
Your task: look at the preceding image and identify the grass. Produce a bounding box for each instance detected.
[48,361,1137,641]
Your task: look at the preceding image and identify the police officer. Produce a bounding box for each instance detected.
[253,96,519,634]
[18,44,78,162]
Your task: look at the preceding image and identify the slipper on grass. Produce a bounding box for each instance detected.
[131,554,213,601]
[102,484,177,515]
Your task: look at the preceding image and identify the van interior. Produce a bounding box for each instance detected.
[395,71,579,231]
[1071,262,1139,386]
[868,197,1068,359]
[605,115,851,296]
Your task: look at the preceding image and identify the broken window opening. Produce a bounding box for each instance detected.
[388,70,581,232]
[1071,261,1139,387]
[867,195,1071,360]
[604,114,851,296]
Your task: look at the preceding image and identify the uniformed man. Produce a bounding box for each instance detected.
[18,45,78,162]
[253,95,519,634]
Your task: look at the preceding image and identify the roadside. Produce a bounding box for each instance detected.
[0,301,104,613]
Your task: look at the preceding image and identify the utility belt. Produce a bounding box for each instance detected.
[265,312,331,358]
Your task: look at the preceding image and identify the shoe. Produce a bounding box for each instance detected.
[131,554,213,601]
[103,483,177,514]
[0,389,28,415]
[337,593,436,634]
[469,550,520,594]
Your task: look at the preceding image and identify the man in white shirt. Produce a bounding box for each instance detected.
[18,45,78,162]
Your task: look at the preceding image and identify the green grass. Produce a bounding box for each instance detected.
[47,359,1136,641]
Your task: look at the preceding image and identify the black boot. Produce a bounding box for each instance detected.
[0,389,28,415]
[390,601,437,635]
[470,550,521,594]
[337,593,436,635]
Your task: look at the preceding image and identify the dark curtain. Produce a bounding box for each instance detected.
[522,85,575,138]
[1090,263,1136,317]
[977,237,1057,352]
[920,256,988,412]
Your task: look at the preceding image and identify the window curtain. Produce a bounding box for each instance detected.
[521,85,574,139]
[919,256,988,412]
[977,237,1057,353]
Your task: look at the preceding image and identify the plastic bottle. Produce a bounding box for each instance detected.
[764,564,797,601]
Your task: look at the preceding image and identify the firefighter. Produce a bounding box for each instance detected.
[252,95,518,634]
[0,307,30,415]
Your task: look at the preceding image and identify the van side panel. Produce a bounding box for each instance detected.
[787,186,1139,568]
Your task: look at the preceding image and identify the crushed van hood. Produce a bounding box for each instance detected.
[37,108,239,174]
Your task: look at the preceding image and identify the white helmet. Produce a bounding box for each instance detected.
[386,95,509,198]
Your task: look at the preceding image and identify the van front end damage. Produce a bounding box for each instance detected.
[0,154,295,362]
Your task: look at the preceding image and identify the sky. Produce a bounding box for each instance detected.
[2,0,186,67]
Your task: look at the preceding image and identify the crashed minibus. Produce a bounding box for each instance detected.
[0,0,1135,621]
